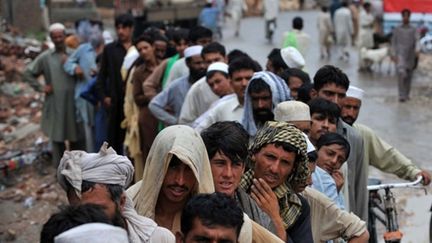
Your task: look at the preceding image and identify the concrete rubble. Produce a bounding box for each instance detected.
[0,32,46,154]
[0,30,65,242]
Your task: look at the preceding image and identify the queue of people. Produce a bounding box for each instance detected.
[22,7,431,243]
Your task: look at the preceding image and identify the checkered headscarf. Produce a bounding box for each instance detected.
[249,121,309,187]
[241,121,309,228]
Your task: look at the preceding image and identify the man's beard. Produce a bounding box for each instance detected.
[342,115,355,126]
[190,68,206,82]
[111,204,127,229]
[253,108,274,126]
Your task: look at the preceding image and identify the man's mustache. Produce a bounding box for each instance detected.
[254,108,272,115]
[167,184,190,191]
[342,115,355,125]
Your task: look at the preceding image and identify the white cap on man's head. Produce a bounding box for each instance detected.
[49,23,65,32]
[102,30,114,45]
[280,47,305,69]
[184,45,203,58]
[346,86,365,101]
[54,223,128,243]
[274,101,311,122]
[304,134,315,154]
[207,62,228,74]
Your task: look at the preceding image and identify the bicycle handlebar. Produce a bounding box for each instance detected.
[367,176,424,191]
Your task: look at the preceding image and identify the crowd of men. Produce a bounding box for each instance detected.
[22,5,431,243]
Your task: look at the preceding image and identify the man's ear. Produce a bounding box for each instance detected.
[175,231,184,243]
[310,88,318,98]
[120,192,127,211]
[185,58,191,68]
[277,68,284,76]
[250,154,256,166]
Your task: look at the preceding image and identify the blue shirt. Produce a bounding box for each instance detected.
[64,43,97,124]
[198,7,219,32]
[149,75,191,126]
[312,166,346,210]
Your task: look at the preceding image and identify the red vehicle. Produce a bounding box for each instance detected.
[382,0,432,34]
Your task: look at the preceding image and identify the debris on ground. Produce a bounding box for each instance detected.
[0,27,63,243]
[0,166,68,242]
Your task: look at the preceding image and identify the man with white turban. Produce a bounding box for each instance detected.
[274,100,311,134]
[57,142,175,243]
[23,23,84,167]
[149,46,206,126]
[341,85,431,185]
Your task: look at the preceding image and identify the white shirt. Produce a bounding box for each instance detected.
[166,57,188,87]
[179,77,219,125]
[263,0,279,20]
[195,94,244,132]
[192,93,236,128]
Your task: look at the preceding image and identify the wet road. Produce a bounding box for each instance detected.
[220,9,432,242]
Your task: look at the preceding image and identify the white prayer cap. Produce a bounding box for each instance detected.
[280,47,305,69]
[102,30,114,45]
[57,142,134,198]
[207,62,228,74]
[303,133,316,153]
[346,85,365,101]
[49,23,65,32]
[274,101,311,122]
[54,223,128,243]
[184,45,203,58]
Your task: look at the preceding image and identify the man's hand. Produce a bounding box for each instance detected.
[44,84,53,95]
[75,65,84,79]
[416,170,431,185]
[164,105,175,115]
[347,230,369,243]
[251,178,287,241]
[332,170,345,192]
[90,68,98,77]
[251,178,280,217]
[103,97,112,108]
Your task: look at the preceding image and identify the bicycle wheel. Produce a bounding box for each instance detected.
[368,197,378,243]
[384,190,401,243]
[368,212,378,243]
